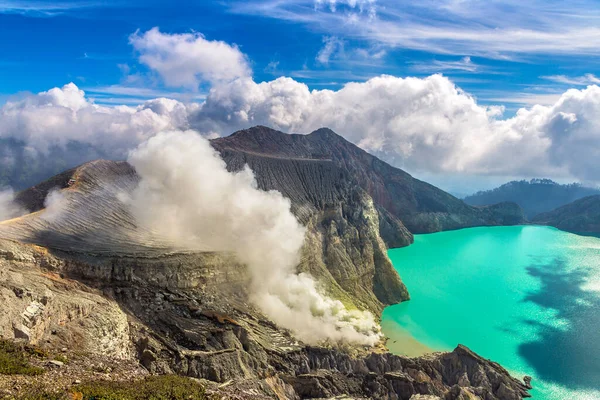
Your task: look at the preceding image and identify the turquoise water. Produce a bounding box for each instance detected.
[382,226,600,400]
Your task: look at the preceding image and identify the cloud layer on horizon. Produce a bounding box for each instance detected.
[1,28,599,187]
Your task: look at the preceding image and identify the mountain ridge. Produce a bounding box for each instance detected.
[213,126,525,245]
[464,179,600,219]
[532,194,600,234]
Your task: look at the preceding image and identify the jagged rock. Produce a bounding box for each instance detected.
[212,126,525,237]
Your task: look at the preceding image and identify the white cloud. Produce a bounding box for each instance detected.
[129,28,251,89]
[229,0,600,58]
[0,82,192,156]
[316,36,345,64]
[189,74,600,183]
[84,85,207,106]
[484,92,564,106]
[541,74,600,86]
[264,61,280,75]
[410,56,479,73]
[314,0,377,19]
[3,39,600,188]
[0,0,106,17]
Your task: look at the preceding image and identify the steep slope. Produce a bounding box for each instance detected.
[3,156,407,315]
[212,126,525,247]
[211,145,408,312]
[1,160,173,255]
[531,195,600,234]
[464,179,600,219]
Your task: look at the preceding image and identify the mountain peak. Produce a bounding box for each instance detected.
[229,125,283,138]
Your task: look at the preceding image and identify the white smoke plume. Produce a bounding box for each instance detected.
[0,189,26,222]
[126,130,381,345]
[41,189,68,222]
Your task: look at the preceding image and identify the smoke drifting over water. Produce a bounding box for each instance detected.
[126,130,381,345]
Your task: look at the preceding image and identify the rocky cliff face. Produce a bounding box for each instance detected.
[6,156,407,315]
[531,195,600,234]
[211,145,408,313]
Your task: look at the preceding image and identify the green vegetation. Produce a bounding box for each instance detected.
[16,376,211,400]
[0,339,44,376]
[0,339,209,399]
[53,354,69,364]
[72,376,209,400]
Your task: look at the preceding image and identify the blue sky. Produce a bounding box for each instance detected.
[1,0,600,194]
[1,0,599,110]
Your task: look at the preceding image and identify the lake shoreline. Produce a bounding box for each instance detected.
[381,318,437,357]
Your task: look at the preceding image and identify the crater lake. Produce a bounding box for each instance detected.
[382,225,600,400]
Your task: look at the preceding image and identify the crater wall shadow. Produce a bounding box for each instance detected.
[519,258,600,390]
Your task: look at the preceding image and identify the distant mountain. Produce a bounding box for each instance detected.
[0,138,111,190]
[464,179,600,219]
[532,195,600,234]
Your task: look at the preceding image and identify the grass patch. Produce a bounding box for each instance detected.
[0,339,44,376]
[17,375,211,400]
[53,354,69,364]
[72,375,209,400]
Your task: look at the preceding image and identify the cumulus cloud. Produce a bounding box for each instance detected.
[126,130,381,345]
[188,74,600,183]
[0,189,25,222]
[3,74,600,186]
[129,28,251,89]
[2,29,600,187]
[0,83,191,155]
[0,82,197,189]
